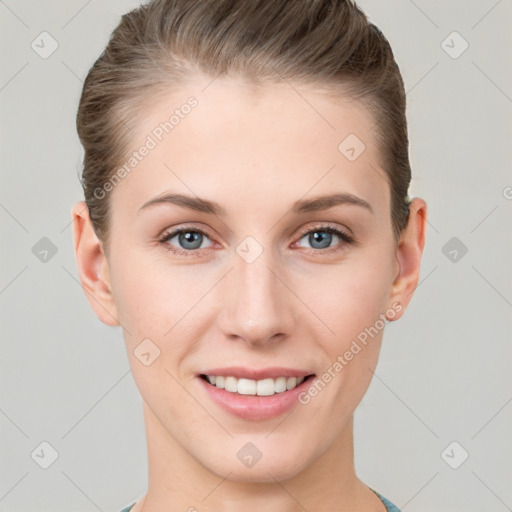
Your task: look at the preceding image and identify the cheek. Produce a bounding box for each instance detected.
[110,257,203,418]
[109,250,217,380]
[109,249,197,334]
[308,255,394,352]
[304,247,395,418]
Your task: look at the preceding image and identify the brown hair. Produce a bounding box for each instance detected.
[77,0,411,254]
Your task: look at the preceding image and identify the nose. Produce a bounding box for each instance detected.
[215,248,295,347]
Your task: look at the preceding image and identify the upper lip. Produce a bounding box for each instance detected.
[198,367,314,380]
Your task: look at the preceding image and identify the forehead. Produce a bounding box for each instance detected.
[110,76,389,217]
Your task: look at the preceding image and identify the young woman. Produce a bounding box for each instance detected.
[71,0,427,510]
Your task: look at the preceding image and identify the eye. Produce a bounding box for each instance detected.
[294,224,355,254]
[158,223,355,258]
[158,226,214,256]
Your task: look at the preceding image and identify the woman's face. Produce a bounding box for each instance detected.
[80,76,422,482]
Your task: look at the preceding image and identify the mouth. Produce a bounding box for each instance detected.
[196,372,315,422]
[199,373,315,396]
[196,368,317,421]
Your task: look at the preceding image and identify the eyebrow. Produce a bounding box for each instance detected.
[138,192,373,216]
[292,193,373,215]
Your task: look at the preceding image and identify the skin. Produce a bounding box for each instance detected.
[72,75,427,512]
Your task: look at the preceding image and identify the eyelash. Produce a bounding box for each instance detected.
[157,224,356,257]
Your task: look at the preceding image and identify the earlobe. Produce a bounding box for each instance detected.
[71,201,120,327]
[386,198,428,320]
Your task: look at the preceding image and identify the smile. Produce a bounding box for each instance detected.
[197,368,317,421]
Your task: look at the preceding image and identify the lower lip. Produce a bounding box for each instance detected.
[197,376,315,421]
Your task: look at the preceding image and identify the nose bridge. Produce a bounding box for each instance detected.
[217,241,294,344]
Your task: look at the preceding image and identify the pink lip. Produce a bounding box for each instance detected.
[198,366,313,380]
[197,372,316,421]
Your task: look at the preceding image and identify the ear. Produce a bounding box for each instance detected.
[71,201,120,326]
[386,197,427,321]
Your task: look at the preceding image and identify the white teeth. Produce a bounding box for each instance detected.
[274,377,287,393]
[224,376,238,393]
[205,374,308,395]
[286,377,297,390]
[238,378,256,395]
[256,378,275,396]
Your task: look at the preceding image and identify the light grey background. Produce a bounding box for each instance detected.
[1,1,511,511]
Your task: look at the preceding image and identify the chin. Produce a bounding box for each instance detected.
[215,463,303,484]
[202,444,311,484]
